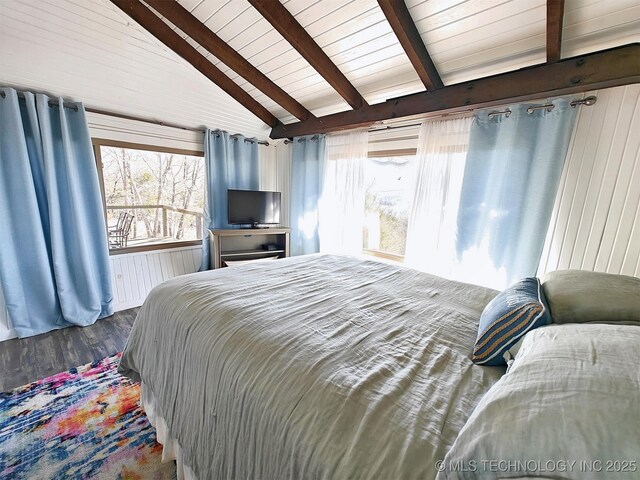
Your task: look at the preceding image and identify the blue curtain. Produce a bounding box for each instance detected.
[199,129,259,270]
[456,97,578,285]
[290,135,326,256]
[0,88,113,338]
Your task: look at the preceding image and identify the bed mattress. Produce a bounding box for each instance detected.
[119,254,504,479]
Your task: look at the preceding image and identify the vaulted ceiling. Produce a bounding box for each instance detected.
[1,0,638,140]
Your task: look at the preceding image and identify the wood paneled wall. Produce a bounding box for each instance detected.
[109,246,202,311]
[259,140,292,228]
[539,84,640,277]
[0,0,270,138]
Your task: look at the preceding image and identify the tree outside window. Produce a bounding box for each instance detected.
[95,143,205,251]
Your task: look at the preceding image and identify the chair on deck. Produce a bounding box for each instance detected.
[109,212,127,234]
[109,212,134,248]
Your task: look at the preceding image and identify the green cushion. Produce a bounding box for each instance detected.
[540,270,640,324]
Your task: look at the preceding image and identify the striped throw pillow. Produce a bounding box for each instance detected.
[472,277,551,366]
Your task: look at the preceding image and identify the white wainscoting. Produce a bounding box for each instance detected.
[539,84,640,277]
[109,245,202,311]
[0,245,202,342]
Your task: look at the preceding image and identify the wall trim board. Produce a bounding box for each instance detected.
[86,111,205,152]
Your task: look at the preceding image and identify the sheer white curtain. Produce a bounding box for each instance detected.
[404,116,472,277]
[259,140,292,227]
[319,129,369,254]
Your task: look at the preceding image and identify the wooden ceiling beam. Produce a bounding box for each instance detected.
[145,0,313,121]
[111,0,281,127]
[248,0,367,110]
[547,0,566,63]
[378,0,443,90]
[270,43,640,139]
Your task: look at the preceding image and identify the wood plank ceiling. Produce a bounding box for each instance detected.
[2,0,638,140]
[112,0,639,138]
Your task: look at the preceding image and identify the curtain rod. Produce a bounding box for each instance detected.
[321,95,599,137]
[0,90,270,146]
[283,134,321,144]
[3,88,596,144]
[0,90,79,111]
[487,96,597,119]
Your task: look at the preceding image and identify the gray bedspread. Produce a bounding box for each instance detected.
[119,254,504,479]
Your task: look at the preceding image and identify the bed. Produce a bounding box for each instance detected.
[119,254,503,478]
[118,254,640,480]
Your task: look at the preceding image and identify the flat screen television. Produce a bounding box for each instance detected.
[228,189,281,227]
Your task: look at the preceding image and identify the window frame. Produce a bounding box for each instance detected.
[363,149,417,263]
[362,248,405,264]
[92,138,205,255]
[367,148,417,158]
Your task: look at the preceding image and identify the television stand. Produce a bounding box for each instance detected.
[209,228,291,269]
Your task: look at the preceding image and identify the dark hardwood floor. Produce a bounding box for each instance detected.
[0,308,139,392]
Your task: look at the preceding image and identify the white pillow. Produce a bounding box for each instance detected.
[437,324,640,480]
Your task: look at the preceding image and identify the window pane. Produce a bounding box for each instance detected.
[100,146,205,249]
[363,156,415,257]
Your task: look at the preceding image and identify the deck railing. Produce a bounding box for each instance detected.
[106,205,203,245]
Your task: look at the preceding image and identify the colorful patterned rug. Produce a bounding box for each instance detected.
[0,354,175,479]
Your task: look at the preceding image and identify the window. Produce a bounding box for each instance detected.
[94,140,205,253]
[363,155,416,260]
